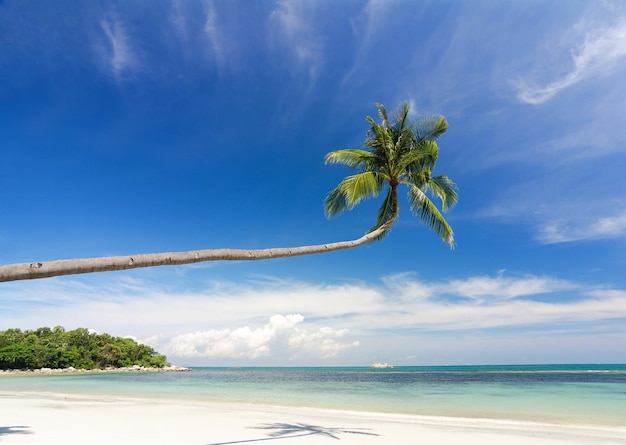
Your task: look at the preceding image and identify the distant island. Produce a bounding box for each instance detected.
[0,326,172,371]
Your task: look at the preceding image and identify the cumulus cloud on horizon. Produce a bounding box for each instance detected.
[153,314,359,360]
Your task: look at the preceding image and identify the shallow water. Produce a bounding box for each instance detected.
[2,365,625,426]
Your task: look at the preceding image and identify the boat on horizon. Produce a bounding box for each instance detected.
[371,362,393,368]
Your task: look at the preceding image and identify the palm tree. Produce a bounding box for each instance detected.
[0,102,456,283]
[325,102,457,245]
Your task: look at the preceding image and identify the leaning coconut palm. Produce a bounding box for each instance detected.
[0,102,456,283]
[325,102,457,246]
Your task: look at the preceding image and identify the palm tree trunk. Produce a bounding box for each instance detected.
[0,221,394,283]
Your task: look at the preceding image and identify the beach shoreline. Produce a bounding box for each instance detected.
[1,391,625,445]
[0,365,190,375]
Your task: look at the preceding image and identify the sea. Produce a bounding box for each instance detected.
[1,364,625,427]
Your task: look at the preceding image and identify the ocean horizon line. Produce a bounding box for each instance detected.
[183,363,626,369]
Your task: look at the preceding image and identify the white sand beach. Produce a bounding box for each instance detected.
[1,392,625,445]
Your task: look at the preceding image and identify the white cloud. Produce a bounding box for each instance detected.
[156,314,358,360]
[2,271,625,363]
[443,275,576,301]
[536,221,577,244]
[590,211,626,237]
[269,0,322,83]
[361,0,395,39]
[288,326,359,360]
[340,0,394,88]
[537,210,626,244]
[170,0,188,36]
[383,272,576,303]
[202,1,226,67]
[515,18,626,104]
[98,16,138,79]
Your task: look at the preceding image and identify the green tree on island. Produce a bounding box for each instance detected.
[0,102,457,283]
[0,326,168,370]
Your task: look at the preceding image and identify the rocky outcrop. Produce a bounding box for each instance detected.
[0,365,190,374]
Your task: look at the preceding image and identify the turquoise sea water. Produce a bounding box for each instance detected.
[1,365,625,427]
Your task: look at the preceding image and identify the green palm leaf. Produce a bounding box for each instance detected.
[324,149,376,169]
[369,188,398,238]
[325,102,457,247]
[397,141,438,176]
[375,103,389,127]
[407,185,455,247]
[414,116,448,143]
[427,174,458,211]
[390,102,411,136]
[325,172,383,218]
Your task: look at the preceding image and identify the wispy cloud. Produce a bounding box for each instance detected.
[1,270,624,363]
[537,210,626,244]
[169,0,188,36]
[98,15,138,79]
[202,0,226,68]
[269,0,323,85]
[381,271,575,303]
[340,0,394,89]
[441,274,575,302]
[376,273,621,331]
[515,18,626,104]
[360,0,395,41]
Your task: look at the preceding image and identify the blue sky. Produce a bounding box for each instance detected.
[1,0,626,366]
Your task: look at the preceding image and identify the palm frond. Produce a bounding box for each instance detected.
[414,116,448,143]
[324,172,383,218]
[392,102,411,134]
[397,140,438,175]
[365,120,395,173]
[366,120,393,151]
[368,187,398,239]
[427,174,458,211]
[401,171,429,189]
[375,103,389,127]
[324,149,376,169]
[324,102,456,246]
[406,185,455,248]
[324,187,348,218]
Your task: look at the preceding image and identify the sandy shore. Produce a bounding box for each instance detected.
[0,365,190,374]
[1,392,625,445]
